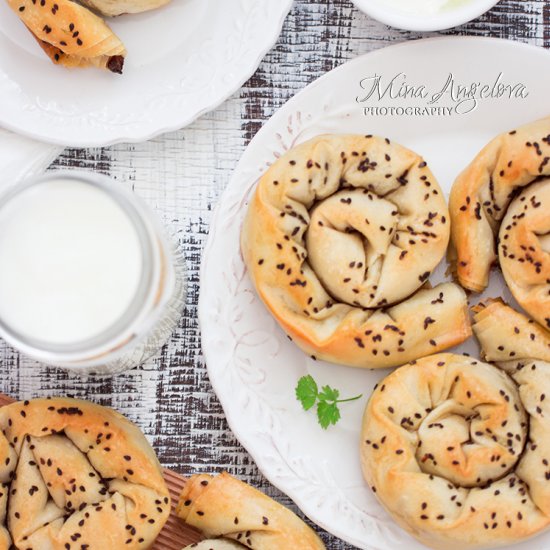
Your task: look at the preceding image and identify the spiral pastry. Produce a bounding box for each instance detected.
[361,307,550,549]
[177,473,325,549]
[449,117,550,329]
[499,180,550,329]
[241,134,471,369]
[0,398,170,549]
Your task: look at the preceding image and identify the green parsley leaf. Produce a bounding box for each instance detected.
[317,401,341,429]
[319,385,340,402]
[295,375,363,429]
[295,375,318,411]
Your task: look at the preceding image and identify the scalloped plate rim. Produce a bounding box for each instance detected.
[0,0,293,147]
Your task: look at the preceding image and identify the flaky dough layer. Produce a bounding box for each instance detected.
[498,180,550,329]
[7,0,126,72]
[449,117,550,320]
[241,134,470,368]
[361,351,550,549]
[177,473,325,550]
[362,302,550,550]
[0,398,170,549]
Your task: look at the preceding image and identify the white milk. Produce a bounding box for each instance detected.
[0,177,143,345]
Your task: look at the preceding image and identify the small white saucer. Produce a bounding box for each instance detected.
[352,0,500,31]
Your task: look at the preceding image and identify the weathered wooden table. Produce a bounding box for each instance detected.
[0,1,547,547]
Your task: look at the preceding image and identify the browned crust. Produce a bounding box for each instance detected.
[472,299,550,363]
[0,398,170,548]
[449,117,550,295]
[12,1,126,72]
[498,180,550,330]
[361,352,550,549]
[177,473,326,549]
[241,134,471,369]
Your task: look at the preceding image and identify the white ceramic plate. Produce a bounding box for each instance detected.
[0,0,292,147]
[199,37,550,549]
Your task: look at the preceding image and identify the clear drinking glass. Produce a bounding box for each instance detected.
[0,171,186,375]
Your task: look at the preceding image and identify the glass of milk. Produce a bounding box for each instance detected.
[0,171,186,375]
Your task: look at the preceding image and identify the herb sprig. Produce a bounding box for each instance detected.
[295,375,363,429]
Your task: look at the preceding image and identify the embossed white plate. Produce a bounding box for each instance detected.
[199,38,550,549]
[0,0,292,146]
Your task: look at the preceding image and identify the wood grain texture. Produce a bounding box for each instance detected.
[1,1,549,548]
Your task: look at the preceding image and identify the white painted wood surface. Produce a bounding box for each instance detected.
[1,1,549,547]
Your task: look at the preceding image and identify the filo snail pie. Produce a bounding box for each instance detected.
[241,134,471,369]
[449,117,550,328]
[0,398,170,549]
[7,0,126,73]
[177,473,326,549]
[499,180,550,330]
[361,311,550,550]
[79,0,170,16]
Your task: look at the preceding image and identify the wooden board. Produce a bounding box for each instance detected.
[157,469,202,550]
[0,393,202,550]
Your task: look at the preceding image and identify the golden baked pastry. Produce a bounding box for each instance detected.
[361,348,550,550]
[7,0,126,73]
[80,0,171,16]
[176,473,326,550]
[449,117,550,306]
[499,180,550,329]
[0,397,170,549]
[241,134,471,369]
[473,299,550,364]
